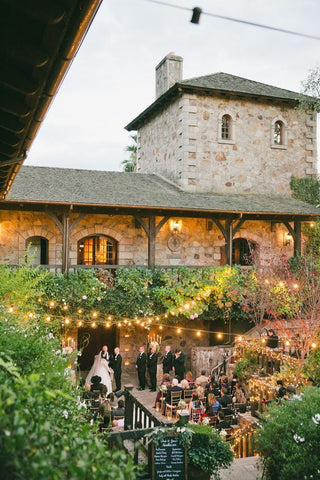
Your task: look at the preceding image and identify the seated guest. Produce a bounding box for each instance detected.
[90,375,106,396]
[196,385,205,399]
[113,399,125,417]
[195,369,209,388]
[166,378,183,403]
[218,387,233,408]
[154,373,171,407]
[215,411,231,431]
[205,376,220,397]
[163,378,183,413]
[188,393,204,421]
[232,384,246,404]
[185,371,194,385]
[181,379,190,390]
[106,392,118,408]
[220,375,230,393]
[99,413,112,431]
[207,393,221,415]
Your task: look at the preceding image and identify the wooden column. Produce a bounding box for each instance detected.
[294,220,302,257]
[134,215,169,268]
[62,213,70,275]
[148,216,156,268]
[213,217,244,266]
[47,211,85,275]
[225,219,233,266]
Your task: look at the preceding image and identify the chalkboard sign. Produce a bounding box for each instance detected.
[152,436,187,480]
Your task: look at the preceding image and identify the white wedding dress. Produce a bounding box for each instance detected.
[85,351,112,395]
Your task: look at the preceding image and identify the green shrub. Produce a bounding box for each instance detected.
[257,387,320,479]
[234,350,258,380]
[302,347,320,384]
[187,424,233,478]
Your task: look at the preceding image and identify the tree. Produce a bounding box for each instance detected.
[121,134,137,172]
[299,66,320,112]
[238,253,297,335]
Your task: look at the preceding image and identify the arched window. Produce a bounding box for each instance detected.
[26,236,48,265]
[273,120,284,145]
[232,238,256,266]
[77,235,117,265]
[221,114,232,140]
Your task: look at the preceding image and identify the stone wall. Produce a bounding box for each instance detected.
[137,93,317,195]
[0,210,296,267]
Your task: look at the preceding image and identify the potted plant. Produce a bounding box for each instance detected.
[187,424,233,480]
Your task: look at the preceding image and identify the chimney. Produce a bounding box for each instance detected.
[155,52,183,99]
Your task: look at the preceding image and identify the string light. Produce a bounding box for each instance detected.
[8,306,14,313]
[65,318,70,325]
[217,332,223,339]
[177,328,182,334]
[196,331,201,337]
[91,321,97,328]
[78,320,83,327]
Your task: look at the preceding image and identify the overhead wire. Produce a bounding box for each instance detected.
[144,0,320,41]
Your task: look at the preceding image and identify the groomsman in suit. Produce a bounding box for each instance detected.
[110,347,122,392]
[147,345,158,392]
[162,345,173,374]
[173,348,185,381]
[136,345,147,390]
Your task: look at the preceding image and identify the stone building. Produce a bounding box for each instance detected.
[0,54,319,372]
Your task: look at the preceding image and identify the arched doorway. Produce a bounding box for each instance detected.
[26,236,48,265]
[77,235,117,265]
[78,324,118,372]
[232,238,256,265]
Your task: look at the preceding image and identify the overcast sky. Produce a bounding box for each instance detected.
[25,0,320,172]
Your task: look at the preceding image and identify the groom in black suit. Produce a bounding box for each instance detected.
[110,347,122,392]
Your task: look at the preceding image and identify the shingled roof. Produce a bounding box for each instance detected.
[3,166,320,218]
[180,72,301,101]
[126,72,304,131]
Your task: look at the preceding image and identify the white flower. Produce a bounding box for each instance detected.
[292,394,304,401]
[293,433,305,443]
[47,333,54,339]
[55,350,61,355]
[62,410,69,419]
[312,414,320,425]
[82,295,87,300]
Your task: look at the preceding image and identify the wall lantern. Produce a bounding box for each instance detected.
[170,219,182,235]
[283,232,292,246]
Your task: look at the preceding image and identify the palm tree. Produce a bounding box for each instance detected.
[121,135,137,172]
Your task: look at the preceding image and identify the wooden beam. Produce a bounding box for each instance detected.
[294,220,302,257]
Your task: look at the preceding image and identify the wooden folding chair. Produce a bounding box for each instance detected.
[165,391,182,419]
[183,389,194,405]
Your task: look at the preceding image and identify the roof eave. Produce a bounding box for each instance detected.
[125,82,301,131]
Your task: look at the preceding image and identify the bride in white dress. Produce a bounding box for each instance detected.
[85,351,113,395]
